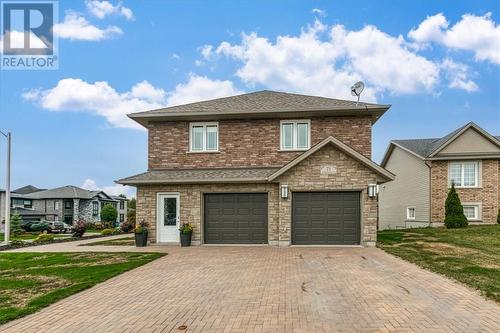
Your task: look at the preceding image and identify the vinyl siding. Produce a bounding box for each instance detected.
[438,128,500,155]
[379,146,430,229]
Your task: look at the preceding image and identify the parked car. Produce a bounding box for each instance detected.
[20,220,49,233]
[62,223,73,233]
[47,221,65,233]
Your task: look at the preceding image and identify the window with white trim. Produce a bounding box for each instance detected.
[406,207,415,220]
[463,204,480,220]
[190,122,218,152]
[449,161,479,187]
[280,120,310,150]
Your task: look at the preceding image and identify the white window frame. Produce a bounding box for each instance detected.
[448,161,480,188]
[462,203,481,221]
[280,119,311,151]
[406,207,416,220]
[189,122,219,153]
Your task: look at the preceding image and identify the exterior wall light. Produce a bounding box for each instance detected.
[280,185,289,199]
[367,184,377,198]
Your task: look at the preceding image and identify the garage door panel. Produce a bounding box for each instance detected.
[293,192,360,245]
[204,193,268,244]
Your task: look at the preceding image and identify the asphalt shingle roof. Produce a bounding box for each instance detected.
[117,167,280,185]
[24,185,102,200]
[13,185,45,195]
[130,90,388,117]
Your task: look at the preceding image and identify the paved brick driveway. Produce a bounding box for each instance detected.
[1,244,499,333]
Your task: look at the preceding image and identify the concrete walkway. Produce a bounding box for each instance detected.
[1,243,499,332]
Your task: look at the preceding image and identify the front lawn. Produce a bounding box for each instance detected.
[83,237,135,246]
[0,252,165,324]
[0,233,68,241]
[378,225,500,302]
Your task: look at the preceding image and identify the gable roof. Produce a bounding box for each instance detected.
[267,136,394,182]
[13,185,45,195]
[128,90,391,126]
[116,167,279,185]
[23,185,115,200]
[381,122,500,166]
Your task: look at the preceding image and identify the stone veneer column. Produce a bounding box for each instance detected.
[73,199,80,224]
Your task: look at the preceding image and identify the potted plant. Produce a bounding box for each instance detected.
[134,220,149,247]
[179,223,193,247]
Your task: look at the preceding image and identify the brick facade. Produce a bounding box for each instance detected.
[137,144,384,246]
[148,116,372,169]
[430,159,500,224]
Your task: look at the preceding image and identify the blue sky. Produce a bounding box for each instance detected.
[0,0,499,197]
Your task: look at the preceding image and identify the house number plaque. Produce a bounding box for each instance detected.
[320,165,337,174]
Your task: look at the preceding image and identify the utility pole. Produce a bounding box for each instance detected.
[1,130,11,245]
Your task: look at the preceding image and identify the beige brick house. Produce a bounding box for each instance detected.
[379,122,500,229]
[118,91,394,246]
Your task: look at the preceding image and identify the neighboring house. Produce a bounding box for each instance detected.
[118,90,394,246]
[111,195,128,224]
[1,185,128,228]
[379,122,500,229]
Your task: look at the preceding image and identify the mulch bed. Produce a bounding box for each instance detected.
[0,234,127,251]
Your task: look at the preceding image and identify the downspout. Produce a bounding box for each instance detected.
[425,160,432,225]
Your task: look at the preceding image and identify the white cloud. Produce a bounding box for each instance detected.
[54,12,122,41]
[81,178,134,197]
[166,74,242,106]
[85,0,134,20]
[23,75,242,129]
[440,59,478,92]
[208,20,440,100]
[409,13,500,64]
[312,8,326,17]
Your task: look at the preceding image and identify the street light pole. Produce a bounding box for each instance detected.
[0,131,11,245]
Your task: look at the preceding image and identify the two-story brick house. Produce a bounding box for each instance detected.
[379,122,500,229]
[118,91,394,246]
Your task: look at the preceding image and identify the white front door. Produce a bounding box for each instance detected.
[157,193,180,243]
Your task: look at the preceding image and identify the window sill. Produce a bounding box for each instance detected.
[187,150,220,154]
[448,186,481,189]
[279,148,310,152]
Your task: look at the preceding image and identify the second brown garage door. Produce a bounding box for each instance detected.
[292,192,360,245]
[204,193,268,244]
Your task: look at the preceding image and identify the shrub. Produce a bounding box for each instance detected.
[100,204,118,224]
[113,227,122,235]
[120,221,134,233]
[30,222,49,232]
[444,184,468,228]
[33,232,55,243]
[101,228,115,236]
[72,219,87,238]
[10,239,26,246]
[10,213,24,236]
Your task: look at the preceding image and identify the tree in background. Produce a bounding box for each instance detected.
[127,197,136,226]
[444,184,468,228]
[100,204,118,228]
[10,213,24,236]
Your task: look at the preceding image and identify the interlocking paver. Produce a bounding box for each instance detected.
[1,241,499,332]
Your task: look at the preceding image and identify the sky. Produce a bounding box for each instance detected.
[0,0,499,198]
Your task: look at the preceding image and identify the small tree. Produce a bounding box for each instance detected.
[10,213,24,236]
[444,184,468,228]
[100,203,118,227]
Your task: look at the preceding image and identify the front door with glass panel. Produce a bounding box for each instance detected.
[157,193,180,243]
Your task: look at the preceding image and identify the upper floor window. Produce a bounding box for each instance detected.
[23,200,32,209]
[119,200,124,210]
[449,161,479,187]
[64,200,73,209]
[280,120,310,151]
[190,122,218,152]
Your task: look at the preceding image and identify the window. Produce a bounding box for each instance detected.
[280,120,310,150]
[449,161,479,187]
[54,201,60,210]
[55,215,59,222]
[64,200,72,209]
[119,200,124,210]
[406,207,416,220]
[463,204,480,220]
[92,202,99,216]
[189,122,218,152]
[23,200,32,208]
[119,214,124,222]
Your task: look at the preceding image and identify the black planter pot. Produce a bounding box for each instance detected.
[180,232,192,247]
[135,232,148,247]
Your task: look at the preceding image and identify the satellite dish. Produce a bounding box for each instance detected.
[350,81,364,105]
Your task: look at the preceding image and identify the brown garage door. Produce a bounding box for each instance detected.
[204,193,268,244]
[292,192,360,245]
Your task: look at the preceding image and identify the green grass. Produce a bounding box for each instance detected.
[378,225,500,302]
[0,233,68,241]
[83,237,135,246]
[0,252,165,324]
